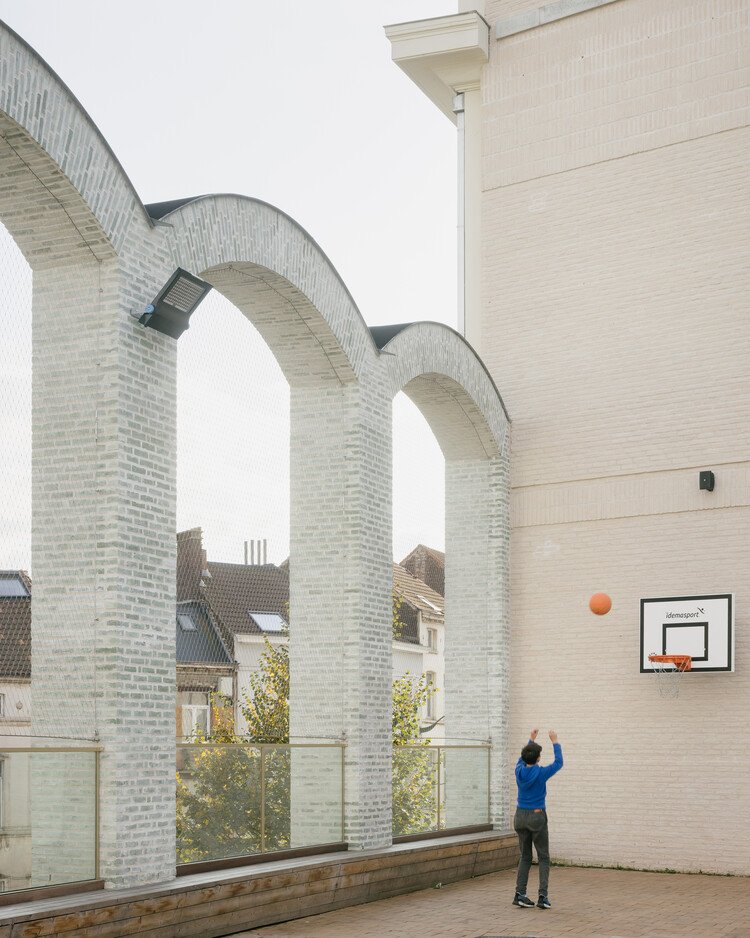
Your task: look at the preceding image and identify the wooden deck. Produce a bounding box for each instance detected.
[0,831,518,938]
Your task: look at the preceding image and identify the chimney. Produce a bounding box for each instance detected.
[245,539,268,565]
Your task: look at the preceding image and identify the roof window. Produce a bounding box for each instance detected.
[417,594,442,613]
[0,575,28,598]
[247,612,287,633]
[177,613,197,632]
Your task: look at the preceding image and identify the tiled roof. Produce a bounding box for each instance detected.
[392,564,444,624]
[0,571,32,679]
[400,544,445,597]
[177,530,444,652]
[203,562,289,637]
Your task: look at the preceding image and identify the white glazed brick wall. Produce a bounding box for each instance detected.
[2,19,510,888]
[478,0,750,872]
[162,195,372,386]
[444,454,511,830]
[30,262,108,742]
[31,245,179,887]
[289,384,368,848]
[383,324,511,832]
[0,24,151,259]
[340,363,395,849]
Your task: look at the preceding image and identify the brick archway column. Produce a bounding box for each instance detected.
[378,322,512,837]
[289,368,393,850]
[444,450,511,830]
[30,252,179,889]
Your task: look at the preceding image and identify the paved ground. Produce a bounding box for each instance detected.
[234,865,750,938]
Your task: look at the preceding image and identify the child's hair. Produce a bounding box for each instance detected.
[521,742,542,765]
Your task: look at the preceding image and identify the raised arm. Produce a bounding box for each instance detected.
[516,728,540,771]
[539,729,563,780]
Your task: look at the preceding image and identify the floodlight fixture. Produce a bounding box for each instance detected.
[138,268,212,339]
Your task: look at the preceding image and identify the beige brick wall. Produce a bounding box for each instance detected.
[479,0,750,872]
[483,126,750,487]
[512,508,750,873]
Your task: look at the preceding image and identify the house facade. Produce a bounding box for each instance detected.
[177,529,447,737]
[0,571,32,893]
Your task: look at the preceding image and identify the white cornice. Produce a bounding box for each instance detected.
[385,11,489,122]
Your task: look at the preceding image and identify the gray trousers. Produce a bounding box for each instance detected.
[514,808,550,897]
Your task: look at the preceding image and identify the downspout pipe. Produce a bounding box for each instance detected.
[453,92,466,336]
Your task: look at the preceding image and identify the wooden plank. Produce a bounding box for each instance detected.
[11,899,148,937]
[0,883,104,912]
[15,862,345,937]
[340,844,472,877]
[476,836,513,850]
[5,833,519,938]
[12,916,138,938]
[123,870,348,937]
[162,881,376,938]
[167,874,340,927]
[366,861,477,898]
[365,853,477,884]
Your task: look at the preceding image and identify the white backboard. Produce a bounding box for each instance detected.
[640,594,734,673]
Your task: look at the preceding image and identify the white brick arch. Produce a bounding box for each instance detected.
[0,21,151,266]
[154,194,376,386]
[378,321,511,829]
[377,321,510,458]
[0,18,515,881]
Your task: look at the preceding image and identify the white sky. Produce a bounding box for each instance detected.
[0,0,455,567]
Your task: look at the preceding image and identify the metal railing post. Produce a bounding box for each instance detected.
[436,747,442,831]
[487,744,491,825]
[260,745,266,853]
[340,745,346,842]
[95,749,101,880]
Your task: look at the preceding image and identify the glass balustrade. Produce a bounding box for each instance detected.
[392,744,490,838]
[176,742,345,867]
[0,747,98,895]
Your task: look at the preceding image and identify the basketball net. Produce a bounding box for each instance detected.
[648,654,691,698]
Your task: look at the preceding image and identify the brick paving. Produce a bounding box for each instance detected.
[234,865,750,938]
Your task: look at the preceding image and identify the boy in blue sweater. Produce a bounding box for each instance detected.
[512,728,563,910]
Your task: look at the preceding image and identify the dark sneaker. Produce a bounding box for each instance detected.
[537,895,552,909]
[512,893,535,908]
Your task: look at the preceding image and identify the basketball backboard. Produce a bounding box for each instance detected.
[640,594,734,673]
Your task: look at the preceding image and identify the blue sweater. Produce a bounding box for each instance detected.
[515,742,563,809]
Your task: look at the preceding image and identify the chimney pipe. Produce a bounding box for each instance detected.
[244,539,269,565]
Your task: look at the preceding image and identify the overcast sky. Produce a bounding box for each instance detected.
[0,1,455,566]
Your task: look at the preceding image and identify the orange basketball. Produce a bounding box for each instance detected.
[589,592,612,615]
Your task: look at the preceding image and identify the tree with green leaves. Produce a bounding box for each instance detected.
[392,592,406,641]
[176,640,291,863]
[176,635,438,862]
[391,672,439,836]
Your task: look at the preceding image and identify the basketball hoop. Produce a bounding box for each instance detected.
[648,654,692,698]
